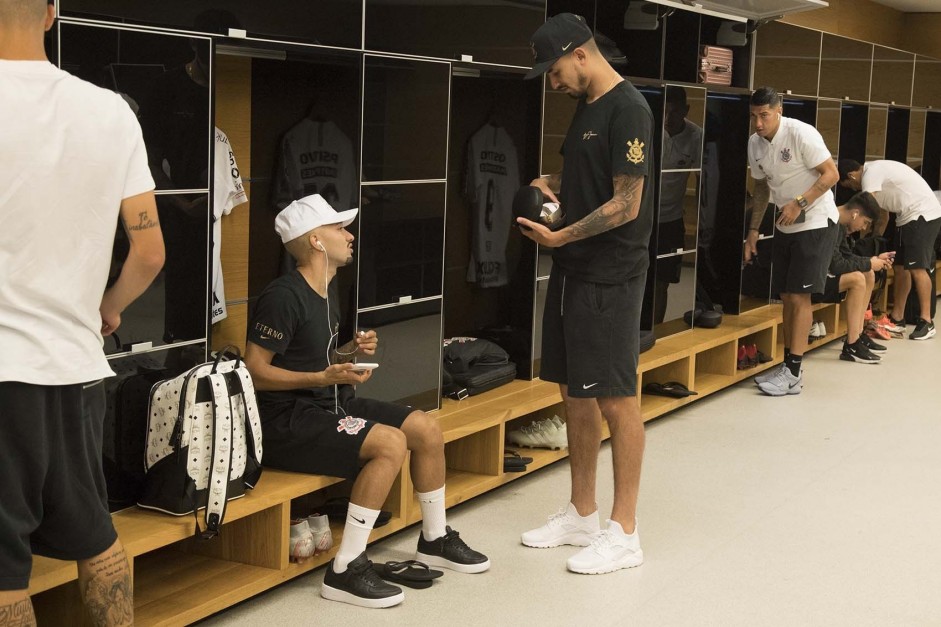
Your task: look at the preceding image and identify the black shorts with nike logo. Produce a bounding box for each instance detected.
[772,220,838,296]
[895,215,941,270]
[540,268,643,398]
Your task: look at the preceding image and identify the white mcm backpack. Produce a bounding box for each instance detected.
[138,347,263,539]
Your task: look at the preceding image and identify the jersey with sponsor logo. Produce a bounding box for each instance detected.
[211,127,248,324]
[748,116,837,234]
[272,119,357,211]
[247,271,342,410]
[861,160,941,226]
[556,80,655,283]
[464,123,520,287]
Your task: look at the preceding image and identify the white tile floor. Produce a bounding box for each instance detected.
[199,333,941,627]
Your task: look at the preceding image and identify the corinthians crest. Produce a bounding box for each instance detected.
[626,138,645,164]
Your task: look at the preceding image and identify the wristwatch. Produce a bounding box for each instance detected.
[795,194,809,209]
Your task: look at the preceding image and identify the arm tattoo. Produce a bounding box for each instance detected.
[0,599,36,627]
[80,547,134,626]
[812,179,831,194]
[750,178,771,230]
[568,173,644,241]
[126,210,158,232]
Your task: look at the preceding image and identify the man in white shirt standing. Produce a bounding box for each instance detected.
[838,159,941,340]
[0,1,164,624]
[744,87,840,396]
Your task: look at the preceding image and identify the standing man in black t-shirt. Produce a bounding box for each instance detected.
[516,13,654,575]
[244,194,489,609]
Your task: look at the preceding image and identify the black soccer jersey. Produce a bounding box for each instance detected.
[247,271,342,409]
[555,80,655,283]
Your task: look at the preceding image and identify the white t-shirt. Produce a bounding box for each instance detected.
[464,123,520,287]
[748,116,838,234]
[272,119,356,211]
[660,119,703,223]
[861,160,941,227]
[211,128,248,324]
[0,60,155,385]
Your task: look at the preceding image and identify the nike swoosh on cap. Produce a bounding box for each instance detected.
[561,41,573,51]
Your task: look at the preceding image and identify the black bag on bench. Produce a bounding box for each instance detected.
[442,337,517,400]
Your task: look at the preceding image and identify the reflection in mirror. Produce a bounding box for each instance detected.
[357,300,442,411]
[541,81,579,176]
[871,46,914,106]
[752,21,821,97]
[816,100,841,159]
[923,112,941,190]
[653,252,696,337]
[362,56,449,182]
[885,108,910,163]
[819,34,873,102]
[740,188,773,311]
[357,182,445,309]
[533,277,548,378]
[839,103,868,164]
[908,109,926,172]
[866,106,888,161]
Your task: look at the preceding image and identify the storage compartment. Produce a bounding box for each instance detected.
[639,356,692,415]
[694,341,736,393]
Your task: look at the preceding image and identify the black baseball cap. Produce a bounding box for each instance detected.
[524,13,594,80]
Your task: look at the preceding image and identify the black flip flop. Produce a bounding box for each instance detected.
[643,381,698,398]
[504,449,533,464]
[374,560,443,589]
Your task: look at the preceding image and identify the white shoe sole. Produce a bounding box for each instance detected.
[521,532,597,548]
[415,552,491,574]
[757,382,802,396]
[321,584,404,608]
[910,328,936,340]
[567,552,644,575]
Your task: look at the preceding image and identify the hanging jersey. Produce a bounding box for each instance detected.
[273,119,356,211]
[211,127,248,324]
[464,123,520,287]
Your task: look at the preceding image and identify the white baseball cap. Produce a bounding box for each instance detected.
[274,194,358,244]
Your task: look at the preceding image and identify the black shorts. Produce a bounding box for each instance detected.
[772,220,838,295]
[895,216,941,270]
[260,396,412,480]
[656,219,685,284]
[540,269,643,398]
[811,272,846,304]
[0,380,118,591]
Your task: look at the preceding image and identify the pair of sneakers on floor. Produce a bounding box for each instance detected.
[521,503,642,575]
[322,527,490,608]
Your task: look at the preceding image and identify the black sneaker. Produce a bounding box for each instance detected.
[909,319,936,341]
[840,340,881,364]
[321,552,404,608]
[858,333,887,354]
[416,526,490,574]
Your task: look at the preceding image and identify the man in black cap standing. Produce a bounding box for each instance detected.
[516,13,654,575]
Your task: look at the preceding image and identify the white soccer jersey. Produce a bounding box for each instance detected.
[464,123,520,287]
[748,116,838,234]
[273,119,356,211]
[660,119,703,223]
[861,160,941,226]
[0,60,154,385]
[211,127,248,324]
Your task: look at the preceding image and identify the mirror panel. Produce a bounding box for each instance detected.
[653,251,696,337]
[866,105,888,161]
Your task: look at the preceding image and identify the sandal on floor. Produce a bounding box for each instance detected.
[374,560,443,589]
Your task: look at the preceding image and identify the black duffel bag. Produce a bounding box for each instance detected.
[442,337,517,400]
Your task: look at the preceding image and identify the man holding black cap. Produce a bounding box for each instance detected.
[516,13,654,575]
[244,194,489,608]
[838,158,941,340]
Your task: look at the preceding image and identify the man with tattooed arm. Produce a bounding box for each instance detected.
[0,1,164,624]
[516,13,654,575]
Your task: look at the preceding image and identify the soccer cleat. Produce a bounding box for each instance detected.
[840,340,881,364]
[321,552,404,608]
[307,514,334,554]
[858,333,887,354]
[416,526,490,573]
[865,321,892,341]
[566,520,643,575]
[909,319,936,341]
[757,365,802,396]
[521,503,601,548]
[506,415,567,450]
[736,344,749,370]
[289,519,315,562]
[746,344,761,367]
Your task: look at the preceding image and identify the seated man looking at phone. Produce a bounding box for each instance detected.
[245,194,489,610]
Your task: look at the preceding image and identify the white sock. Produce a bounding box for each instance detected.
[417,485,447,541]
[333,503,379,573]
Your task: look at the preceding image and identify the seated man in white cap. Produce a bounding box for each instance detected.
[244,194,489,609]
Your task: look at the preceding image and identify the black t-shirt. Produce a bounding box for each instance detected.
[555,80,655,283]
[246,270,343,410]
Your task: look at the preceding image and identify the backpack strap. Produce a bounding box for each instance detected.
[198,372,234,540]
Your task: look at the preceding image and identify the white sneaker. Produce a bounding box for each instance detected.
[507,415,568,450]
[816,321,827,337]
[754,362,786,385]
[757,365,802,396]
[521,503,600,548]
[307,514,334,554]
[289,519,315,561]
[566,519,643,575]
